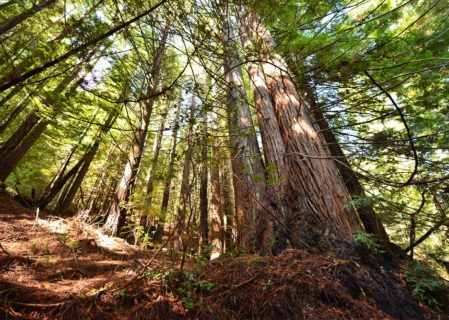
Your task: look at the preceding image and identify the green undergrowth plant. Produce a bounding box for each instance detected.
[121,220,155,248]
[354,231,383,253]
[167,253,216,311]
[404,260,446,309]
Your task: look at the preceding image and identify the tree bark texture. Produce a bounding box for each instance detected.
[239,10,358,253]
[223,11,273,252]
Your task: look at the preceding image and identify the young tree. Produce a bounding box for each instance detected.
[103,25,170,236]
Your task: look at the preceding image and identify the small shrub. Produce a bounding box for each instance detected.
[354,231,382,252]
[404,261,444,309]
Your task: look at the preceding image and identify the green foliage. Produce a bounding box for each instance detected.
[404,261,444,309]
[354,231,382,252]
[30,242,39,255]
[177,276,215,310]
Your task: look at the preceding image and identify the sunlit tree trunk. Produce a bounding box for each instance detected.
[103,27,169,236]
[239,10,358,253]
[223,9,272,252]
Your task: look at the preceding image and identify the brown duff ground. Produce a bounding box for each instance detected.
[0,191,448,319]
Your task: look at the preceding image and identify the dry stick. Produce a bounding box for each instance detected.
[0,242,9,255]
[220,274,258,296]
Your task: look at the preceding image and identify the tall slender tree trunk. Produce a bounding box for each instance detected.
[199,110,209,250]
[84,144,115,217]
[103,26,169,236]
[0,119,47,181]
[140,106,169,228]
[210,136,223,258]
[54,109,118,214]
[0,95,28,135]
[0,47,98,181]
[0,84,23,108]
[175,99,195,248]
[39,113,96,207]
[37,156,86,210]
[0,0,57,36]
[221,156,235,252]
[160,103,180,214]
[0,112,40,160]
[223,9,273,252]
[238,10,358,253]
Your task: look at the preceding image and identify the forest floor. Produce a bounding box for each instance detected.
[0,192,448,319]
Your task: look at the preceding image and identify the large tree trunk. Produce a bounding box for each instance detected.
[103,26,169,236]
[0,0,57,36]
[223,10,272,252]
[239,10,358,253]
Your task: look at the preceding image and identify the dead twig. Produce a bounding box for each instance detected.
[0,242,10,255]
[220,274,259,296]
